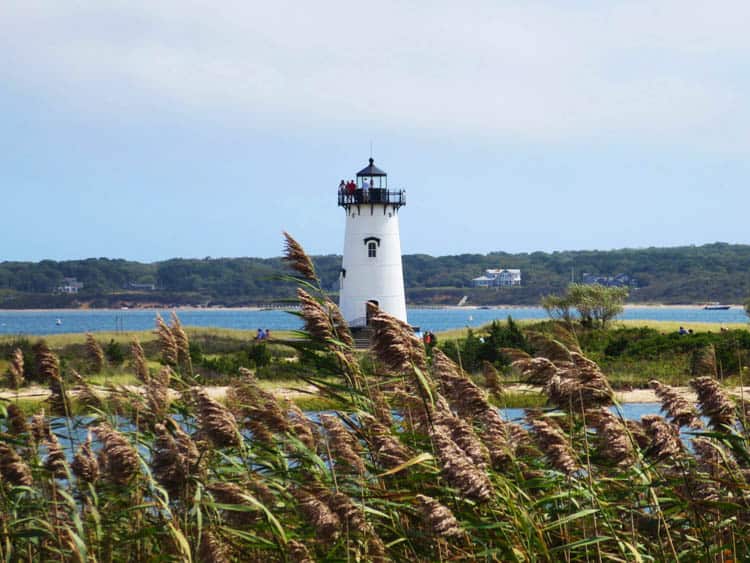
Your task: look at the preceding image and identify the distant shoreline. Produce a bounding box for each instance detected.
[0,303,742,313]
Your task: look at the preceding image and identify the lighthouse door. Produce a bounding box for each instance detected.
[365,300,379,326]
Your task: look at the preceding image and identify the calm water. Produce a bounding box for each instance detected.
[0,306,745,336]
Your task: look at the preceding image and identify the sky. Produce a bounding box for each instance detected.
[2,1,750,262]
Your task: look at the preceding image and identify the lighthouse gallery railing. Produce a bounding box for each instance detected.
[338,189,406,207]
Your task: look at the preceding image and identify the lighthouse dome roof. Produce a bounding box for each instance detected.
[356,158,387,177]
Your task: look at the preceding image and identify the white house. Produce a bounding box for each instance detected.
[57,277,84,294]
[471,269,521,288]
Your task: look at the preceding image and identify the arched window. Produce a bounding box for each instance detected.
[368,241,377,258]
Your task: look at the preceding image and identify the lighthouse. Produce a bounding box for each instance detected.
[338,158,407,327]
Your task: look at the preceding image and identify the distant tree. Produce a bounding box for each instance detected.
[745,298,750,319]
[543,283,628,328]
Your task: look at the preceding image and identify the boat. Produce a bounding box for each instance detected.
[703,303,731,310]
[55,318,62,326]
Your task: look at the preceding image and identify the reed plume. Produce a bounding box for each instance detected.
[512,357,559,385]
[415,494,463,537]
[144,366,172,425]
[0,443,33,487]
[155,313,178,366]
[71,433,99,484]
[650,379,702,428]
[288,402,318,451]
[431,427,494,502]
[39,348,71,415]
[85,332,105,373]
[477,409,513,468]
[526,331,574,366]
[545,356,613,409]
[198,530,230,563]
[589,408,635,467]
[293,488,341,543]
[71,368,102,409]
[369,304,426,372]
[360,414,411,470]
[320,414,365,474]
[151,423,200,498]
[6,347,24,389]
[94,424,139,485]
[641,415,683,461]
[131,337,149,383]
[283,230,318,282]
[207,482,261,526]
[297,287,334,342]
[31,410,50,443]
[288,540,314,563]
[6,403,28,435]
[530,419,580,475]
[691,344,718,378]
[690,376,735,429]
[482,360,503,397]
[194,388,241,447]
[169,312,193,375]
[432,348,490,417]
[44,432,68,479]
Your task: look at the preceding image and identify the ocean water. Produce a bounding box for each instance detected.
[0,305,746,336]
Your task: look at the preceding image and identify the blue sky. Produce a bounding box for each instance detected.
[2,1,750,262]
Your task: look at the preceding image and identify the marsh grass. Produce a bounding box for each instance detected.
[1,241,750,561]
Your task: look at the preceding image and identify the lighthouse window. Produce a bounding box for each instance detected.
[367,242,377,258]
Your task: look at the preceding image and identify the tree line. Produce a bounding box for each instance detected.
[1,242,750,307]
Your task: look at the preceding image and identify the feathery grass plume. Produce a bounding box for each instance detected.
[589,408,635,467]
[151,423,200,498]
[44,432,68,479]
[169,312,193,375]
[650,379,702,429]
[144,366,172,424]
[207,482,262,526]
[415,494,463,537]
[431,348,489,417]
[360,414,411,470]
[6,403,28,435]
[482,360,503,397]
[326,490,369,535]
[31,410,50,443]
[320,414,365,474]
[194,388,241,447]
[85,332,105,374]
[130,337,149,384]
[508,422,538,458]
[477,409,513,469]
[70,368,102,409]
[283,230,319,283]
[326,297,354,348]
[71,433,99,484]
[499,347,531,363]
[6,347,24,389]
[690,376,735,429]
[155,313,178,366]
[297,287,335,342]
[369,304,426,373]
[288,402,318,451]
[545,358,614,409]
[445,413,490,468]
[0,443,33,486]
[293,487,341,543]
[39,348,71,415]
[512,357,559,385]
[526,331,575,367]
[625,419,650,450]
[288,540,314,563]
[431,427,494,502]
[549,322,583,354]
[691,344,718,378]
[198,530,230,563]
[530,419,580,476]
[368,384,393,426]
[94,424,139,485]
[641,415,683,461]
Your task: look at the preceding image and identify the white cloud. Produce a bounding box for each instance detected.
[2,1,750,148]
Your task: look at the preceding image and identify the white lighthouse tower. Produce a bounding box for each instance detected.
[338,158,407,327]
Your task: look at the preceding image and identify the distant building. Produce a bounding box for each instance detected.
[471,269,522,288]
[57,277,84,294]
[127,282,157,291]
[581,273,634,287]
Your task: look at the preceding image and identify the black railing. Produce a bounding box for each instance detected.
[337,189,406,207]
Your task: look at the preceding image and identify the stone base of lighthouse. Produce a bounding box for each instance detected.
[338,206,407,327]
